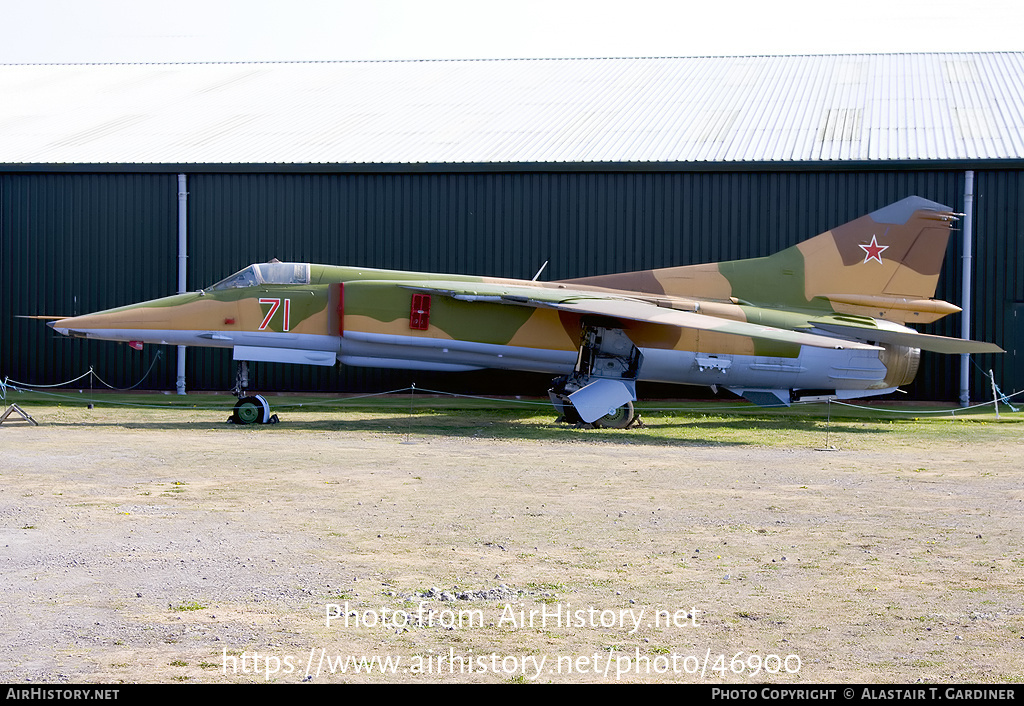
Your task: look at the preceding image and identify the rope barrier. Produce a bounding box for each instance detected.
[4,369,94,388]
[824,388,1023,416]
[3,368,1020,417]
[88,352,164,391]
[4,352,163,392]
[1,383,420,412]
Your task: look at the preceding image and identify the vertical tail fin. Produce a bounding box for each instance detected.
[784,195,958,304]
[564,196,960,324]
[721,196,961,322]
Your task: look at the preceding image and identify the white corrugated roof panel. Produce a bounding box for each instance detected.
[1,53,1022,165]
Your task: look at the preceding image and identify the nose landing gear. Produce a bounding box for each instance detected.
[228,361,279,425]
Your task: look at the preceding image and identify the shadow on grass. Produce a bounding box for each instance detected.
[21,407,911,448]
[10,391,1014,447]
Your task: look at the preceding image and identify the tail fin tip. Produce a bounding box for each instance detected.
[869,196,954,225]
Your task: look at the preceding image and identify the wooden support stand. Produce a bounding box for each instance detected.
[0,404,38,426]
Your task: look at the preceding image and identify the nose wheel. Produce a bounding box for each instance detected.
[231,394,278,425]
[228,361,279,425]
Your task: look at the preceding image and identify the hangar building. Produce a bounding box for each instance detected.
[1,53,1022,401]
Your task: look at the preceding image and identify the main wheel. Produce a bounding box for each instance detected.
[232,395,271,425]
[593,401,635,429]
[548,389,582,424]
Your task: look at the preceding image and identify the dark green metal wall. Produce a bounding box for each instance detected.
[2,173,178,392]
[2,169,1020,400]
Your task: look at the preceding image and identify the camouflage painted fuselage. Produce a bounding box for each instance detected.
[50,197,1000,405]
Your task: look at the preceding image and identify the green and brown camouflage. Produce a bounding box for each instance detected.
[50,196,1001,425]
[564,196,962,322]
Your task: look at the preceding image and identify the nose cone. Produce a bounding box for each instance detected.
[50,293,198,341]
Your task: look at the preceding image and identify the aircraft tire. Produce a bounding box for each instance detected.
[593,401,635,429]
[232,395,271,425]
[551,395,583,424]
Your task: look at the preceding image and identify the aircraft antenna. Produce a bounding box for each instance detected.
[531,260,549,281]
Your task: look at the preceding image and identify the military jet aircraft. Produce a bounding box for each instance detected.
[49,196,1001,427]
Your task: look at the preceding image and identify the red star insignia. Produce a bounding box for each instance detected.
[859,235,889,264]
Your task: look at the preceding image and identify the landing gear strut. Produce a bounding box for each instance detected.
[228,361,279,425]
[549,324,642,429]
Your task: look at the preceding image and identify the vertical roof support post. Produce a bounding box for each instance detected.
[176,173,188,396]
[959,170,974,407]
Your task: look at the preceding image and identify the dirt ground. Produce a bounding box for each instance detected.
[1,402,1022,683]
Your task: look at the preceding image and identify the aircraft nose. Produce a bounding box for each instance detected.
[48,293,192,340]
[50,310,125,338]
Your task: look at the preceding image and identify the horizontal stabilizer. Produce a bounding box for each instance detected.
[812,323,1003,354]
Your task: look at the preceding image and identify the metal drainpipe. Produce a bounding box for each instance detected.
[176,174,188,396]
[959,171,974,407]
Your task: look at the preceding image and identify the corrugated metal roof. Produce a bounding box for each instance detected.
[1,53,1022,165]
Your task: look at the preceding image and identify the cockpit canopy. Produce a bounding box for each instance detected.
[209,262,311,290]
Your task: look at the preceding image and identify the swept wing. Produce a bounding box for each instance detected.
[396,280,880,352]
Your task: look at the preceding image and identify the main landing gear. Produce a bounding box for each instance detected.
[550,387,637,429]
[549,324,643,429]
[228,361,279,425]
